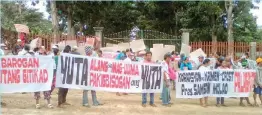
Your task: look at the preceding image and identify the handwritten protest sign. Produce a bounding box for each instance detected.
[102,52,119,59]
[0,56,53,93]
[56,53,163,93]
[176,69,256,98]
[164,45,176,52]
[151,47,169,62]
[130,39,146,52]
[14,24,29,34]
[180,43,191,56]
[190,48,206,58]
[86,37,95,46]
[153,44,164,49]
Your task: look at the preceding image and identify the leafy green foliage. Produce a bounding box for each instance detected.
[1,1,52,35]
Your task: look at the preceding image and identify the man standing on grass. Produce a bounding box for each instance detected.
[141,51,157,107]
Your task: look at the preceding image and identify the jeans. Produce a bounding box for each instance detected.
[82,90,100,105]
[142,93,154,104]
[216,97,224,104]
[162,80,171,105]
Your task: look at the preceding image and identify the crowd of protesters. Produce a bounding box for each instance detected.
[0,38,262,109]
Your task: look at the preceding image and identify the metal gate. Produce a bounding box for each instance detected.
[103,30,181,51]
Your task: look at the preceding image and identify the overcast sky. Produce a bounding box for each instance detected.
[27,1,262,26]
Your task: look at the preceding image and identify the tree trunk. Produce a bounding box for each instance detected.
[227,0,234,54]
[51,1,59,43]
[67,6,72,40]
[211,15,217,53]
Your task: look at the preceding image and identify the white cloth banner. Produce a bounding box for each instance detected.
[56,53,163,93]
[176,69,256,98]
[0,56,54,93]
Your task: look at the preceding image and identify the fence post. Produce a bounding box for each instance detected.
[180,29,192,46]
[250,42,256,60]
[93,27,104,48]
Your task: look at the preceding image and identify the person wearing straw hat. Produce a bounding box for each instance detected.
[253,58,262,107]
[82,45,102,107]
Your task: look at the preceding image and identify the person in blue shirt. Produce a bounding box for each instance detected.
[180,57,193,70]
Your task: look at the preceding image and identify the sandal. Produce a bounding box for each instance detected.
[47,104,54,109]
[35,104,41,109]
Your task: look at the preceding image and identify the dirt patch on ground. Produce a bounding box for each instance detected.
[1,90,262,115]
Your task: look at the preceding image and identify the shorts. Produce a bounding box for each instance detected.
[253,86,262,95]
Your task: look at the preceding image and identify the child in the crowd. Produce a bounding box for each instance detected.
[180,57,193,70]
[253,58,262,106]
[198,59,211,107]
[216,60,229,107]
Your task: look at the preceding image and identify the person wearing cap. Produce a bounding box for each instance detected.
[162,53,173,107]
[194,55,204,70]
[82,46,102,107]
[141,51,157,107]
[71,46,80,55]
[12,39,23,55]
[253,58,262,106]
[180,57,193,70]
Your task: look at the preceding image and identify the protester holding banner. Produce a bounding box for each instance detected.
[216,60,229,107]
[253,58,262,106]
[141,51,157,107]
[236,54,253,107]
[198,59,211,107]
[58,45,71,107]
[51,47,59,93]
[34,49,54,109]
[179,57,193,71]
[82,46,102,107]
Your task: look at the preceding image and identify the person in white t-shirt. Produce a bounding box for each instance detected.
[194,55,204,70]
[124,52,134,62]
[198,58,211,107]
[162,53,172,107]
